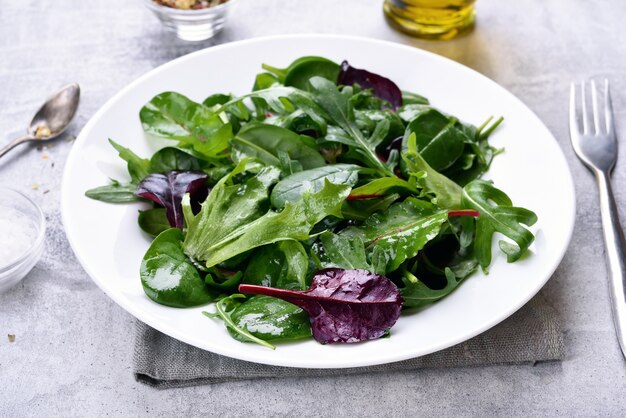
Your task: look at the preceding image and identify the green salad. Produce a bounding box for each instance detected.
[86,56,537,348]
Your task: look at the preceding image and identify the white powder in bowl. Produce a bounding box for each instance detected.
[0,208,38,267]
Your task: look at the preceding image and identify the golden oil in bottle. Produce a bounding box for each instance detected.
[383,0,476,40]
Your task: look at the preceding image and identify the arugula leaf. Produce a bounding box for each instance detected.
[139,92,232,158]
[341,198,449,273]
[140,228,216,308]
[271,164,360,209]
[402,133,463,209]
[318,232,374,272]
[400,268,463,309]
[231,123,325,170]
[462,180,537,269]
[108,139,150,184]
[308,77,394,176]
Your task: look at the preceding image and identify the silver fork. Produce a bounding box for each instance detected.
[570,79,626,359]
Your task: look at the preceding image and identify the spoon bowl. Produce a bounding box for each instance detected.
[0,83,80,158]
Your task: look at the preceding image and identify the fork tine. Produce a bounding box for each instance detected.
[569,83,580,135]
[581,81,590,134]
[605,79,615,137]
[591,80,601,135]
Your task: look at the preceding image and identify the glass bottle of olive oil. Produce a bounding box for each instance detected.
[383,0,476,40]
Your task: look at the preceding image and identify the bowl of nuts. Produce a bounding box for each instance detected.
[144,0,236,42]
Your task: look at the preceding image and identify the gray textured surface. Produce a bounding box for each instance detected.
[0,0,625,415]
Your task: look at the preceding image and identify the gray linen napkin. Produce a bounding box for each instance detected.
[134,293,564,388]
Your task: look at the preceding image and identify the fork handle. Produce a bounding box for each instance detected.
[597,171,626,359]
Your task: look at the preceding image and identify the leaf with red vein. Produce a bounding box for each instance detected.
[239,268,403,344]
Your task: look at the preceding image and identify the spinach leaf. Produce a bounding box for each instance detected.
[228,295,312,342]
[402,133,463,209]
[263,56,341,91]
[149,147,204,173]
[341,193,401,221]
[139,92,231,159]
[270,164,360,209]
[462,180,537,269]
[85,180,138,203]
[231,123,325,170]
[239,268,403,344]
[203,295,275,349]
[184,177,350,268]
[108,139,150,183]
[402,91,429,105]
[341,198,449,273]
[308,77,394,176]
[243,241,309,290]
[140,228,216,308]
[403,108,467,171]
[138,208,170,236]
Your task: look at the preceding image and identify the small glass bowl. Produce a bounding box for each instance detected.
[0,187,45,293]
[144,0,237,42]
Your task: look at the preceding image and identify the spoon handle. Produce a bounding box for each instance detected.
[0,135,32,159]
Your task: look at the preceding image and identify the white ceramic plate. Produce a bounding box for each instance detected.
[62,35,575,368]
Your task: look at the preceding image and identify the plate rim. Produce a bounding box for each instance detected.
[61,34,576,368]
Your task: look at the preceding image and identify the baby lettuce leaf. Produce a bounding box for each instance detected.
[139,92,231,159]
[403,108,467,172]
[231,123,325,170]
[308,76,394,177]
[270,164,360,209]
[317,232,385,273]
[135,171,208,229]
[340,198,449,273]
[184,179,350,268]
[400,268,463,309]
[138,208,170,237]
[402,133,463,209]
[243,241,309,290]
[227,295,312,342]
[203,295,275,349]
[337,61,403,111]
[239,268,403,344]
[140,228,216,308]
[461,180,537,270]
[85,180,139,203]
[183,164,282,259]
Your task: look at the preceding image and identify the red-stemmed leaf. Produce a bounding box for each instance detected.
[337,61,403,110]
[239,268,403,344]
[135,171,208,229]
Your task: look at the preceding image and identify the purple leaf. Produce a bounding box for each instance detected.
[337,61,403,110]
[135,171,208,229]
[239,268,403,344]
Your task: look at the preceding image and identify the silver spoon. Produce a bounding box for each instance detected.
[0,83,80,159]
